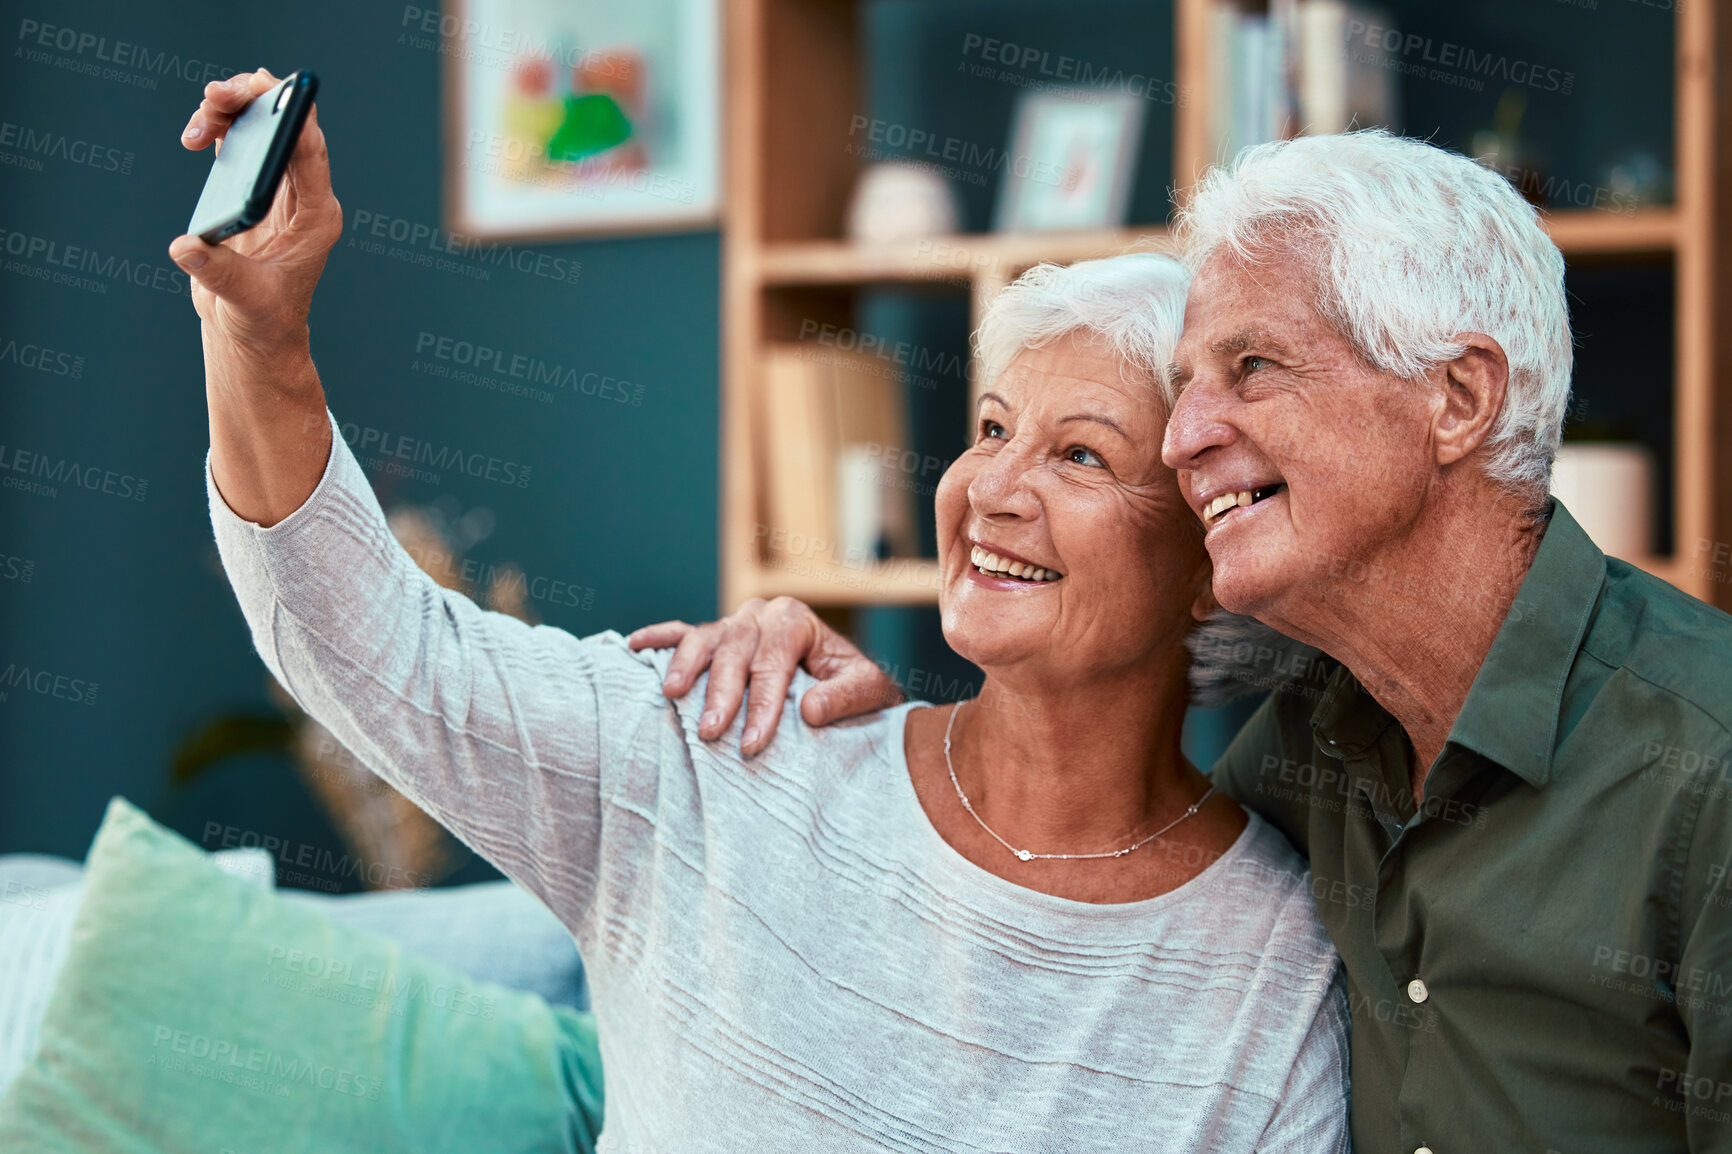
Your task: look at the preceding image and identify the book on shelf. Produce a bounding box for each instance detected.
[759,344,917,569]
[1209,0,1399,160]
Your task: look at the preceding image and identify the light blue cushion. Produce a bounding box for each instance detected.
[0,798,604,1152]
[280,881,589,1010]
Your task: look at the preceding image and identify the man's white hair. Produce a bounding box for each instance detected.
[973,251,1191,395]
[1175,129,1573,495]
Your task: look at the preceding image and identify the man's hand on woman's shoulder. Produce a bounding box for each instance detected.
[628,597,901,755]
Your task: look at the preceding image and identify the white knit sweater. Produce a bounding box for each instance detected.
[207,411,1351,1153]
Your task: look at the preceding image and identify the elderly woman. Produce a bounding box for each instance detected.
[173,72,1348,1152]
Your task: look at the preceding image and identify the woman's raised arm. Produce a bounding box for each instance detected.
[173,71,650,930]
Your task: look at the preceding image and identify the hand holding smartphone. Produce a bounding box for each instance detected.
[187,70,319,244]
[171,68,346,528]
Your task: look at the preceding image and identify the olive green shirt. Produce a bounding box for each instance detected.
[1213,500,1732,1154]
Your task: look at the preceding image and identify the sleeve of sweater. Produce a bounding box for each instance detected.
[206,408,666,930]
[1255,964,1353,1153]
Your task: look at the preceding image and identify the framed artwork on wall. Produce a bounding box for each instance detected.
[994,89,1144,233]
[442,0,721,240]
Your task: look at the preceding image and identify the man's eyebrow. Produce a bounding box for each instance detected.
[1211,329,1290,357]
[1169,330,1288,393]
[1057,413,1130,439]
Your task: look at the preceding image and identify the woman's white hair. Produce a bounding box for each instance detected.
[973,251,1191,396]
[1175,129,1573,495]
[971,251,1298,705]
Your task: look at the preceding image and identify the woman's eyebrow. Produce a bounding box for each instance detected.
[976,391,1009,410]
[1057,413,1129,439]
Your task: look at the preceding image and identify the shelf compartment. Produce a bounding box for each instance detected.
[736,557,943,606]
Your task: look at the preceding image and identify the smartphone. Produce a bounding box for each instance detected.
[187,70,319,244]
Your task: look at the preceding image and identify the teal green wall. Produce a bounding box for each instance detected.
[0,0,718,864]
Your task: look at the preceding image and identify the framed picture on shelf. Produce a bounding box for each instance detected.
[442,0,721,240]
[993,89,1144,233]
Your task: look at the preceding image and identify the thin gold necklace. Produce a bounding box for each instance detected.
[942,700,1215,862]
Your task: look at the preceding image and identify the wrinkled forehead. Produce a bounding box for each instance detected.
[1168,253,1326,382]
[990,334,1173,428]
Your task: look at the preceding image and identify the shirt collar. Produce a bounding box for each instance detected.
[1307,499,1605,789]
[1310,664,1397,759]
[1439,498,1605,788]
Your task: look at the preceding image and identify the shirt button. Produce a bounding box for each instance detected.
[1407,978,1430,1003]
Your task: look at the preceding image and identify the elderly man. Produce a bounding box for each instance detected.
[640,132,1732,1153]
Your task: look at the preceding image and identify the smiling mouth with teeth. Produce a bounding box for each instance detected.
[1203,484,1287,525]
[969,545,1063,583]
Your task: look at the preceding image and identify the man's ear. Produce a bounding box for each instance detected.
[1434,333,1510,468]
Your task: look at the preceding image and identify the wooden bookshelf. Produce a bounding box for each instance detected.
[722,0,1728,611]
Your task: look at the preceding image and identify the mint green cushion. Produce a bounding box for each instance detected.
[0,798,603,1153]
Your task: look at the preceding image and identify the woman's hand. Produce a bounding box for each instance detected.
[629,597,902,755]
[170,69,342,361]
[171,69,343,527]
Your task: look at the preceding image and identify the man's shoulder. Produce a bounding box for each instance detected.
[1217,655,1351,757]
[1208,674,1349,856]
[1589,561,1732,745]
